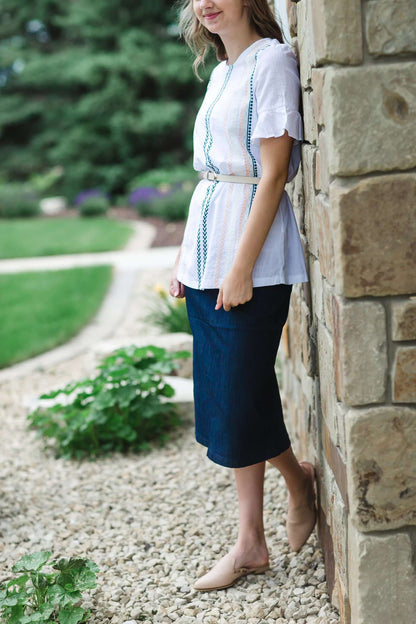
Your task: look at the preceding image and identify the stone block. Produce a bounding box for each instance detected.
[323,64,416,175]
[348,521,416,624]
[315,130,330,195]
[287,0,297,38]
[311,68,327,127]
[317,320,337,438]
[289,165,305,235]
[330,174,416,297]
[322,277,334,334]
[287,284,303,379]
[312,0,363,65]
[330,480,348,590]
[366,0,416,56]
[317,451,334,524]
[302,89,317,145]
[392,346,416,403]
[335,402,347,461]
[296,0,316,88]
[300,299,315,376]
[310,258,323,321]
[302,145,318,258]
[315,192,334,284]
[317,505,336,603]
[323,421,349,510]
[346,406,416,531]
[334,572,351,624]
[391,298,416,341]
[332,296,387,405]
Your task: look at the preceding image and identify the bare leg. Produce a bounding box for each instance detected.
[193,461,269,590]
[267,446,310,505]
[268,445,317,551]
[231,461,269,569]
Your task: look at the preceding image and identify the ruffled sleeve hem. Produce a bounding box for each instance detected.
[251,109,303,144]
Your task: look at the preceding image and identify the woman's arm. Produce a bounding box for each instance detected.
[216,131,293,311]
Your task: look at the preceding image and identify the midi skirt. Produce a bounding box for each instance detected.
[185,284,293,468]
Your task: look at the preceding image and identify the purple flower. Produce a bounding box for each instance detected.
[128,186,163,205]
[73,189,109,206]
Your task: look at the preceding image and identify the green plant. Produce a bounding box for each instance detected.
[77,196,110,217]
[0,550,99,624]
[136,187,193,221]
[127,165,197,192]
[0,183,40,218]
[147,285,191,334]
[27,345,190,459]
[29,166,65,195]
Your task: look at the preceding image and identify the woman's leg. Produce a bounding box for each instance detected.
[193,461,269,590]
[231,461,269,569]
[268,446,317,551]
[268,446,310,504]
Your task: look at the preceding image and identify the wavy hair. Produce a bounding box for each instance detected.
[177,0,284,79]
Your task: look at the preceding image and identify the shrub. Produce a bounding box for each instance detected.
[73,189,109,207]
[0,183,40,218]
[0,550,98,624]
[77,196,110,217]
[135,187,193,221]
[127,165,197,192]
[128,186,164,209]
[147,285,191,334]
[27,345,190,459]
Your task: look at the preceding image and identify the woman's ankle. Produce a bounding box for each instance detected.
[232,536,269,568]
[288,463,314,508]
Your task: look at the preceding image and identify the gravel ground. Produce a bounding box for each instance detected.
[0,268,340,624]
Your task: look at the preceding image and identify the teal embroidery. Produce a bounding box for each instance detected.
[197,66,233,288]
[196,181,218,288]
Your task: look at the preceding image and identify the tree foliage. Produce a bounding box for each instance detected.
[0,0,212,201]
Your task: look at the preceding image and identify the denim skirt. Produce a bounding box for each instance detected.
[185,284,293,468]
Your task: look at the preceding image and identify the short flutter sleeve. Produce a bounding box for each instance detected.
[251,42,303,182]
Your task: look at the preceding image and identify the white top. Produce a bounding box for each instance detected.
[177,38,308,290]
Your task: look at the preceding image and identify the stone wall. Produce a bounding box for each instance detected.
[277,1,416,623]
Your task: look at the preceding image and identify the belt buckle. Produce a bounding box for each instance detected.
[206,171,217,181]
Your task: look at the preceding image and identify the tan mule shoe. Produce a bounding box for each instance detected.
[286,460,317,552]
[193,552,270,591]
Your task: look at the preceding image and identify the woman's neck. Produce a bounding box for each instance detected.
[222,29,263,66]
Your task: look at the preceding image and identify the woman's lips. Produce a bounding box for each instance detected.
[205,11,221,20]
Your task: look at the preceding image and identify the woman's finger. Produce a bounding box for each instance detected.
[215,288,223,310]
[169,278,181,298]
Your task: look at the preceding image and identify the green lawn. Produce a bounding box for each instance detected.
[0,266,113,368]
[0,217,134,259]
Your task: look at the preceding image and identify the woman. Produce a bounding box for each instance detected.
[169,0,317,591]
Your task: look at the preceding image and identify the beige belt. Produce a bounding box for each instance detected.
[199,171,261,184]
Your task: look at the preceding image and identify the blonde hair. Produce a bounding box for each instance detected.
[177,0,284,79]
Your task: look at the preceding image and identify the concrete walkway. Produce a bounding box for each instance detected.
[0,247,179,274]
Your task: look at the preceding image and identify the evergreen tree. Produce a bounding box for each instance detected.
[0,0,211,200]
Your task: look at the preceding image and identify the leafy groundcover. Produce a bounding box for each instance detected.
[0,551,99,624]
[27,345,190,459]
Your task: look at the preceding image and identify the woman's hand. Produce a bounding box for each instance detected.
[215,268,253,311]
[169,276,185,298]
[169,245,185,298]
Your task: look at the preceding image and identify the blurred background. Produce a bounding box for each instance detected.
[0,0,216,214]
[0,0,218,369]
